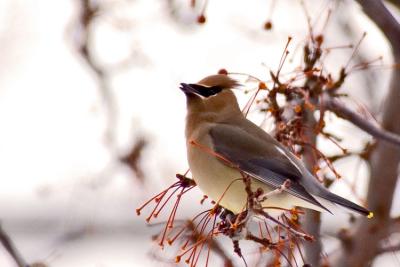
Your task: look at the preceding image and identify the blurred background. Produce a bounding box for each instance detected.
[0,0,398,266]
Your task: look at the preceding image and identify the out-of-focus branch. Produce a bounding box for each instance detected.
[120,138,148,182]
[386,216,400,236]
[333,1,400,266]
[0,223,28,267]
[76,0,117,152]
[335,6,381,114]
[378,242,400,254]
[355,0,400,57]
[323,94,400,146]
[386,0,400,12]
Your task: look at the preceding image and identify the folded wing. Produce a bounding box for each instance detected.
[209,123,329,212]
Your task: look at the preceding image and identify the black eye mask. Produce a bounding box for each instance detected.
[180,83,223,97]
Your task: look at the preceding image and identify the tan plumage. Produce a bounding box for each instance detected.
[180,74,372,217]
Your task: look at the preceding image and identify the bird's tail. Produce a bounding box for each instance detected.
[318,190,373,218]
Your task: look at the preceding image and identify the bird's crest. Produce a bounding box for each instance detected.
[197,74,240,89]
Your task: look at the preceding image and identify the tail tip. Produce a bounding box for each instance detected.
[367,211,374,219]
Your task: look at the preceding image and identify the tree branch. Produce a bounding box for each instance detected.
[75,0,118,153]
[323,94,400,146]
[355,0,400,56]
[302,95,322,266]
[0,223,28,267]
[386,0,400,10]
[378,242,400,255]
[386,216,400,235]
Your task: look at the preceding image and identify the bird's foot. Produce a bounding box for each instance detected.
[218,209,252,241]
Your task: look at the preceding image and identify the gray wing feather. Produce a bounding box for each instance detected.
[209,124,328,211]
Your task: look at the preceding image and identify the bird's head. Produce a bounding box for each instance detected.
[180,74,241,116]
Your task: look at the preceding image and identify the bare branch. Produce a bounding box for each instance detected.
[355,0,400,56]
[323,94,400,147]
[75,0,117,152]
[386,216,400,235]
[386,0,400,10]
[378,242,400,254]
[302,103,322,267]
[120,137,148,182]
[0,223,28,267]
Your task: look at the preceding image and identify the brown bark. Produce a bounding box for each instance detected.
[302,102,322,266]
[303,210,322,266]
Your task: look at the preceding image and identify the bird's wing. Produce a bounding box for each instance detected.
[209,123,328,211]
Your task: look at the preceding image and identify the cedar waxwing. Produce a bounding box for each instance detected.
[180,74,372,218]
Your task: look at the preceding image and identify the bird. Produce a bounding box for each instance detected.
[180,74,373,218]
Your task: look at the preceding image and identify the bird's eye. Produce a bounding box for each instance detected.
[188,84,223,97]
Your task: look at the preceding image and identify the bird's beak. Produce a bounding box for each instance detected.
[180,83,200,95]
[180,83,224,97]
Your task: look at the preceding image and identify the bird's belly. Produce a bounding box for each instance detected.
[187,139,321,215]
[189,150,248,213]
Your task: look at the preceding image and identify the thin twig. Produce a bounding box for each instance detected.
[256,210,313,241]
